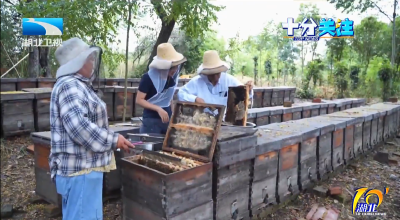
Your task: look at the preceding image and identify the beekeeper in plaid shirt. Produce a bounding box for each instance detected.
[49,37,134,220]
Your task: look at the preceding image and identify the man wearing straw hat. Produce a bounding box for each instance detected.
[136,43,187,134]
[178,50,253,109]
[49,37,134,219]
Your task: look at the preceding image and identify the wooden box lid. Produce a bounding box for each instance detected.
[163,101,225,163]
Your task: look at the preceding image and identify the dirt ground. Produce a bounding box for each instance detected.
[1,135,399,220]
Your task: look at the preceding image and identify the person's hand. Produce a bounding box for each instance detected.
[157,108,170,123]
[195,97,205,104]
[245,80,254,90]
[117,134,135,153]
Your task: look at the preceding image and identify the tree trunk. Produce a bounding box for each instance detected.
[28,46,40,77]
[39,47,51,77]
[146,20,176,71]
[123,1,133,123]
[389,0,397,96]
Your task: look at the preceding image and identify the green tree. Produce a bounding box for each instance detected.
[334,62,348,98]
[296,3,321,75]
[16,0,131,77]
[146,0,224,70]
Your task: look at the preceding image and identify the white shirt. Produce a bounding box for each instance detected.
[177,72,254,106]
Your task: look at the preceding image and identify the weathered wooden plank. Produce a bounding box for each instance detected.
[17,78,37,90]
[0,78,17,92]
[215,135,257,168]
[37,78,56,88]
[114,86,135,120]
[2,112,34,137]
[252,88,264,108]
[1,92,35,101]
[101,87,115,121]
[250,177,277,210]
[213,160,251,198]
[34,167,61,207]
[262,88,273,107]
[2,100,33,115]
[214,186,250,220]
[253,150,279,182]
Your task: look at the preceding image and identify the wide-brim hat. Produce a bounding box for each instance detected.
[54,37,100,79]
[149,43,187,70]
[197,50,230,75]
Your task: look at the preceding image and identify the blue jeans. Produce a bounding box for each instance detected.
[139,117,169,134]
[55,171,103,220]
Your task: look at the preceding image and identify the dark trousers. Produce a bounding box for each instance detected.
[139,117,169,134]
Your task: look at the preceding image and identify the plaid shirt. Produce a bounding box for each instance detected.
[49,74,118,179]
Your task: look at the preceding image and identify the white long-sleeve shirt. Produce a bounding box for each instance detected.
[178,72,254,105]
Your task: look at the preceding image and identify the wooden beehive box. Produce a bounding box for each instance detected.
[256,125,302,203]
[282,105,302,122]
[268,106,283,124]
[251,128,295,217]
[329,110,373,157]
[310,103,321,117]
[1,91,35,137]
[105,78,118,86]
[296,117,335,180]
[266,120,321,191]
[384,102,400,132]
[252,88,264,108]
[100,86,115,121]
[0,78,17,91]
[37,78,56,88]
[225,85,249,126]
[17,78,37,90]
[123,198,214,220]
[22,88,52,132]
[114,86,136,120]
[369,103,398,140]
[293,103,312,118]
[357,107,383,148]
[319,103,329,115]
[255,108,270,126]
[323,114,360,165]
[343,99,353,110]
[120,102,225,219]
[131,78,141,87]
[262,88,273,107]
[317,116,349,169]
[289,87,296,103]
[213,126,257,220]
[31,127,140,207]
[271,88,284,106]
[361,106,387,144]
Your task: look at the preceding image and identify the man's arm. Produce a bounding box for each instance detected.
[136,74,163,111]
[58,83,118,153]
[177,78,198,102]
[227,74,254,98]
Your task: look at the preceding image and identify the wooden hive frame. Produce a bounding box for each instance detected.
[225,85,250,126]
[163,101,226,162]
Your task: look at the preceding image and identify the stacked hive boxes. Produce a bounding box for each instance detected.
[213,126,257,220]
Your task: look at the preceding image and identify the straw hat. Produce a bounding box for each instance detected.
[54,37,100,79]
[149,43,187,70]
[197,50,229,75]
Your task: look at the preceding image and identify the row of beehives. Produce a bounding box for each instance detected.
[0,86,306,137]
[119,102,399,220]
[0,77,191,92]
[28,99,364,213]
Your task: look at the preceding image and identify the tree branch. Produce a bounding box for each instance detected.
[4,0,15,5]
[372,2,393,22]
[150,0,168,23]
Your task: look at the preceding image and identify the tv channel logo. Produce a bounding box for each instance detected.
[22,18,63,36]
[352,187,389,216]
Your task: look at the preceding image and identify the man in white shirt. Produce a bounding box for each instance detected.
[178,50,253,108]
